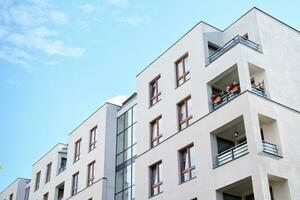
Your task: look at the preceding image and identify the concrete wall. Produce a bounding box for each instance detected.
[0,178,30,200]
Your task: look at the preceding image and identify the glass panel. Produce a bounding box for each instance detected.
[132,162,135,185]
[158,163,163,181]
[151,166,158,185]
[187,98,192,118]
[124,148,132,161]
[124,165,132,189]
[116,170,124,193]
[151,121,157,139]
[123,187,131,200]
[124,128,132,149]
[117,153,124,166]
[131,185,135,199]
[115,192,122,200]
[184,57,190,72]
[181,149,188,171]
[132,106,137,123]
[190,146,195,166]
[126,109,132,127]
[132,124,136,145]
[191,168,196,179]
[124,112,129,129]
[177,61,183,77]
[179,103,186,121]
[117,132,124,154]
[118,115,125,133]
[132,145,137,157]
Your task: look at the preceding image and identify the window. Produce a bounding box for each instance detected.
[243,33,249,39]
[9,193,13,200]
[87,161,95,186]
[45,162,52,183]
[74,139,81,162]
[59,158,67,174]
[24,187,30,200]
[149,161,163,197]
[175,54,190,87]
[89,126,97,151]
[150,116,162,148]
[178,96,193,131]
[71,172,79,196]
[35,171,41,191]
[179,144,196,183]
[43,192,49,200]
[149,75,161,106]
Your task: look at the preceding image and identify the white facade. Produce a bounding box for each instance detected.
[0,178,30,200]
[1,7,300,200]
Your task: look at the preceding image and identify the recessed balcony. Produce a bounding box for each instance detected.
[207,35,261,64]
[211,116,248,168]
[208,65,241,111]
[249,63,267,97]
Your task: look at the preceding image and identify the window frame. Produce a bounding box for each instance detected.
[45,162,52,184]
[175,53,190,87]
[71,172,79,196]
[74,139,82,163]
[179,143,196,183]
[35,171,41,191]
[87,160,96,187]
[149,74,161,107]
[149,161,163,197]
[89,126,97,151]
[150,115,162,148]
[177,95,193,131]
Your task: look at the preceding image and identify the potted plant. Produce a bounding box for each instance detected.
[211,93,221,104]
[227,82,240,94]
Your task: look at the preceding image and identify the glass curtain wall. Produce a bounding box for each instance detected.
[115,105,137,200]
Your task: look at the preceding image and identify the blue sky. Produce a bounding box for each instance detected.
[0,0,300,191]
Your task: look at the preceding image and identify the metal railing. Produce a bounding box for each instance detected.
[57,166,66,175]
[208,35,261,64]
[216,141,248,167]
[251,81,266,96]
[211,89,240,110]
[262,141,279,155]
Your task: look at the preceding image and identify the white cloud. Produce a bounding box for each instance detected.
[0,0,85,68]
[4,75,21,86]
[106,95,129,106]
[79,4,96,13]
[50,11,68,25]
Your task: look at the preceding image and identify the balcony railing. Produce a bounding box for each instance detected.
[208,35,261,64]
[262,141,279,155]
[211,86,240,110]
[216,141,248,167]
[251,81,266,96]
[57,166,66,175]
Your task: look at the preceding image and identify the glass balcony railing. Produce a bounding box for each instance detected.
[216,141,248,167]
[208,35,261,64]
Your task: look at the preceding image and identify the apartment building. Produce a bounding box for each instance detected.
[1,7,300,200]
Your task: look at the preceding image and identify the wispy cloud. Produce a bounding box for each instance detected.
[108,0,127,7]
[0,0,85,68]
[79,3,96,14]
[4,74,21,86]
[113,11,145,26]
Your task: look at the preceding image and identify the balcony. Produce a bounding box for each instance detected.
[262,141,279,156]
[216,141,248,166]
[208,35,261,64]
[252,81,266,96]
[211,82,240,110]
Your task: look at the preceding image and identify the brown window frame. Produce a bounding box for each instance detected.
[45,162,52,184]
[87,160,96,187]
[71,172,79,196]
[175,53,190,87]
[150,115,162,148]
[149,75,161,107]
[35,171,41,191]
[89,126,97,151]
[179,144,196,183]
[74,139,81,163]
[149,161,163,197]
[177,96,193,131]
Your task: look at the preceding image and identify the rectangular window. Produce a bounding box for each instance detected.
[179,144,196,183]
[24,187,30,200]
[71,172,79,196]
[87,161,95,186]
[178,96,193,131]
[45,162,52,183]
[35,171,41,191]
[149,75,161,106]
[74,139,81,162]
[150,116,162,148]
[175,54,190,87]
[43,192,49,200]
[9,193,13,200]
[89,126,97,151]
[149,161,163,197]
[59,158,67,174]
